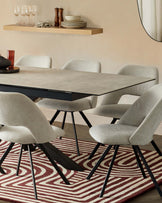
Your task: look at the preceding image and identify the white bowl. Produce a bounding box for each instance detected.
[65,16,81,22]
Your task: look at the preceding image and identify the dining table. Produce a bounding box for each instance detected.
[0,67,155,171]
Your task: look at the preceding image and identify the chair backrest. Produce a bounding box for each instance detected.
[119,84,162,145]
[62,59,101,108]
[100,65,159,105]
[61,59,101,73]
[15,55,52,68]
[0,92,57,143]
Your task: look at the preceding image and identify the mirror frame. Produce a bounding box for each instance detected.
[136,0,162,42]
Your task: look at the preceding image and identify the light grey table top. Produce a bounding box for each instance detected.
[0,67,155,96]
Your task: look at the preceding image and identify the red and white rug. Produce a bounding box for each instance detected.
[0,138,162,203]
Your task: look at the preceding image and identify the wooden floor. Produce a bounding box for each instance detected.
[0,122,162,203]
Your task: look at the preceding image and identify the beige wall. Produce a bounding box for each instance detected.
[0,0,162,134]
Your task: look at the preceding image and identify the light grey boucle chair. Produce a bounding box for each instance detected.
[15,55,52,102]
[87,84,162,198]
[88,65,160,158]
[15,55,52,68]
[37,59,101,155]
[0,92,70,199]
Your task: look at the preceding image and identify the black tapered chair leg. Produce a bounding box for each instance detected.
[111,118,118,150]
[61,111,67,129]
[71,112,80,156]
[37,144,70,185]
[87,145,112,180]
[151,140,162,156]
[28,145,38,200]
[88,118,118,159]
[88,143,101,159]
[132,146,146,179]
[0,142,15,165]
[16,144,23,176]
[50,110,61,125]
[59,111,67,140]
[100,145,119,197]
[111,118,118,124]
[136,146,162,197]
[22,144,36,151]
[79,111,92,128]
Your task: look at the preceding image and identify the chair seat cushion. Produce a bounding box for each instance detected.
[88,104,131,118]
[0,125,64,144]
[37,98,92,112]
[89,124,137,145]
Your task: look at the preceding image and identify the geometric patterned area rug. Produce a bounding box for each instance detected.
[0,138,162,203]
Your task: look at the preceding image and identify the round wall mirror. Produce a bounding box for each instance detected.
[137,0,162,42]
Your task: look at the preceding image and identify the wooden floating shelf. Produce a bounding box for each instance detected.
[3,24,103,35]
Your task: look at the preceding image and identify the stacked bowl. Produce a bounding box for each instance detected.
[61,16,87,28]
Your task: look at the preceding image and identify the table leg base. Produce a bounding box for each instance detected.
[37,142,84,171]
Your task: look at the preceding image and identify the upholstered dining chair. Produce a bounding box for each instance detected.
[37,59,101,156]
[87,84,162,198]
[0,92,70,199]
[88,65,160,159]
[15,55,52,102]
[15,55,52,68]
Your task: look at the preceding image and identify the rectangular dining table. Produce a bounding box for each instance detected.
[0,67,155,171]
[0,67,155,100]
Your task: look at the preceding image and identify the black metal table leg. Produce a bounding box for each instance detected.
[38,144,70,185]
[0,166,5,174]
[37,142,84,171]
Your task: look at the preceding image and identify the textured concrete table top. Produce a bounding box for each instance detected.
[0,67,155,96]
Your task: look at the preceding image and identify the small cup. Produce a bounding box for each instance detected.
[8,50,15,70]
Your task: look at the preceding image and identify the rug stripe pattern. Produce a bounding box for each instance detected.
[0,138,161,203]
